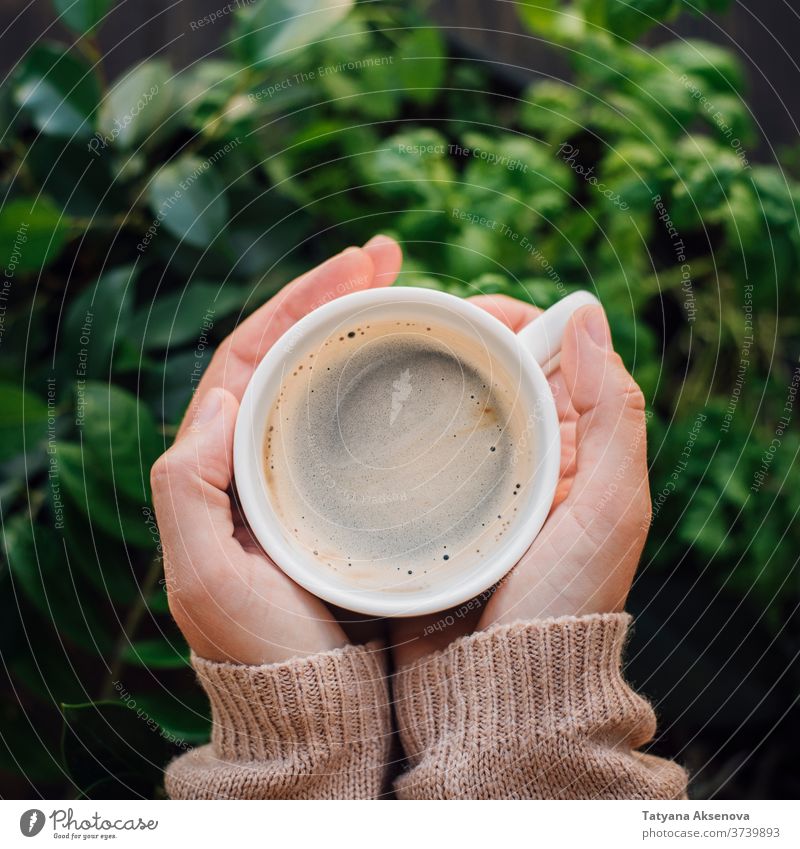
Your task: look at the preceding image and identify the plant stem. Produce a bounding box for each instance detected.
[99,554,163,700]
[76,35,107,92]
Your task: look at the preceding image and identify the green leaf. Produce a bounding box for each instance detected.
[600,139,667,207]
[749,167,798,227]
[56,490,142,604]
[0,196,71,273]
[606,0,677,42]
[97,60,174,150]
[122,638,189,669]
[679,488,730,554]
[394,27,445,105]
[517,0,561,33]
[655,39,746,94]
[56,442,155,548]
[147,582,171,614]
[0,383,48,462]
[52,0,114,35]
[26,136,115,217]
[519,79,583,142]
[141,350,201,425]
[60,265,139,381]
[131,281,245,351]
[79,382,162,502]
[62,701,171,795]
[136,692,210,746]
[444,224,505,282]
[460,131,572,217]
[517,0,584,40]
[14,42,99,138]
[148,156,229,248]
[363,128,454,203]
[700,92,754,147]
[4,514,114,650]
[668,135,744,230]
[234,0,355,68]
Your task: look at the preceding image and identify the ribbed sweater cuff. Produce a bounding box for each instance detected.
[194,642,390,762]
[396,613,640,757]
[394,614,688,799]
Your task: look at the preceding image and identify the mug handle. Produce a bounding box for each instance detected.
[517,290,601,376]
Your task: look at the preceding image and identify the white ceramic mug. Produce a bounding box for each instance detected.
[234,287,600,617]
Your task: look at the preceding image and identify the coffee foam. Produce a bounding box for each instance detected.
[263,319,534,593]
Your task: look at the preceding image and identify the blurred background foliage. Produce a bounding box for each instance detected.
[0,0,798,798]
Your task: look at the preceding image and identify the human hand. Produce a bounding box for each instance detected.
[151,236,402,666]
[393,295,650,667]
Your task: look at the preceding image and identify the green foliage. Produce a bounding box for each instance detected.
[232,0,355,68]
[0,384,48,461]
[606,1,679,42]
[148,156,230,248]
[0,0,796,797]
[14,43,100,138]
[61,701,172,797]
[0,196,72,272]
[53,0,114,35]
[97,61,175,150]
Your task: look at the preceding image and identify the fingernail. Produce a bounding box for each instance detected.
[195,389,223,426]
[584,306,611,349]
[363,234,391,248]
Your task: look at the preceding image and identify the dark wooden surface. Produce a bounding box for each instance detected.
[2,0,797,156]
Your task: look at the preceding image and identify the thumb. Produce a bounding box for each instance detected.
[555,305,651,540]
[151,388,240,572]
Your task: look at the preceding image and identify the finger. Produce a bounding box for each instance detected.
[363,233,403,285]
[240,235,401,360]
[178,238,401,438]
[470,293,578,481]
[553,305,650,538]
[469,292,572,411]
[554,420,578,507]
[198,248,374,403]
[468,294,542,332]
[469,294,570,410]
[152,388,241,582]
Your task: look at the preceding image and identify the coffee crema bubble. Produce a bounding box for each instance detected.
[263,319,534,593]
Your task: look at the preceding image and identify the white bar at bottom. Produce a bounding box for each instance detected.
[2,799,796,848]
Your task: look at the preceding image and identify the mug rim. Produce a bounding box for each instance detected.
[233,286,560,617]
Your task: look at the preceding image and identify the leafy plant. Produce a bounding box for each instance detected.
[0,0,797,798]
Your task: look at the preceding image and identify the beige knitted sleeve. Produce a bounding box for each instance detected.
[165,643,391,799]
[394,613,688,799]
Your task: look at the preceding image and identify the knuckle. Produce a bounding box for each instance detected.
[614,360,646,411]
[150,454,169,492]
[606,352,646,411]
[623,381,647,413]
[150,448,182,493]
[215,336,234,362]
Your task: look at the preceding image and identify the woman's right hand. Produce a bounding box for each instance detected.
[392,297,651,668]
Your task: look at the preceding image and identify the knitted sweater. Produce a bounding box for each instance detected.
[165,613,688,800]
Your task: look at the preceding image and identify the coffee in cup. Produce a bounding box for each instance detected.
[263,318,534,593]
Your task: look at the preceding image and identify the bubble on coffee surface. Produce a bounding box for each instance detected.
[263,320,534,592]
